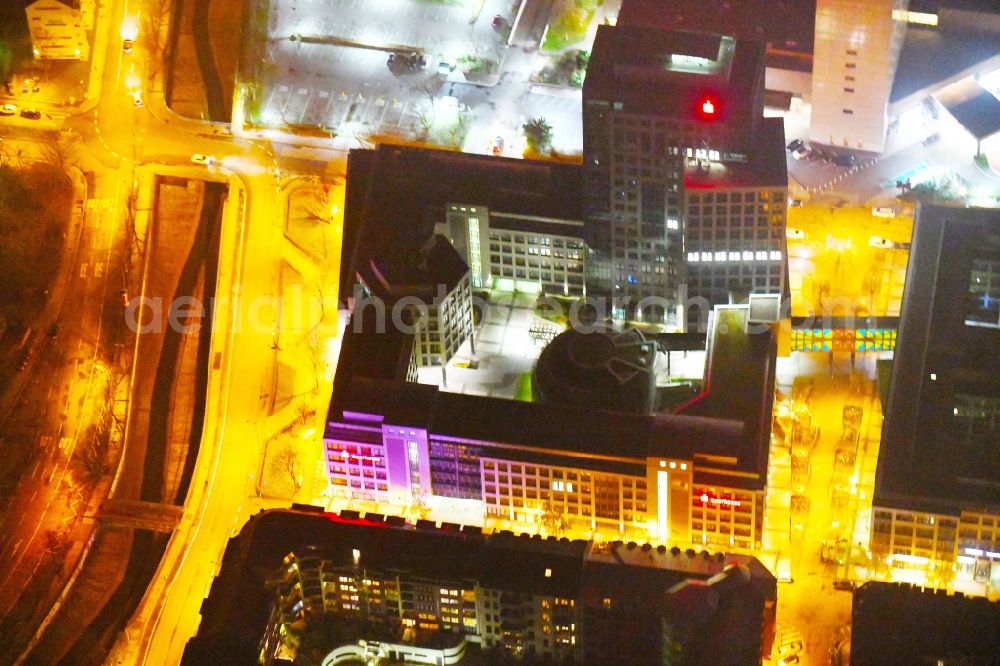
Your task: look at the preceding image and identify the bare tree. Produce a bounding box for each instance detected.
[271,448,303,493]
[408,495,431,521]
[138,0,174,89]
[122,186,146,278]
[72,423,111,487]
[409,71,445,106]
[540,501,569,536]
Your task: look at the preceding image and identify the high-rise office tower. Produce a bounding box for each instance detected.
[583,26,787,328]
[873,205,1000,594]
[811,0,910,152]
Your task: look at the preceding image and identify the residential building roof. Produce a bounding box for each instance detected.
[185,508,774,663]
[851,582,1000,666]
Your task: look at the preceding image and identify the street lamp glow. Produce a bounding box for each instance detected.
[121,17,138,40]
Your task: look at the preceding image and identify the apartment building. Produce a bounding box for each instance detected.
[186,508,776,665]
[25,0,89,60]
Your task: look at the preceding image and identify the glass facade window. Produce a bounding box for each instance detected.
[966,257,1000,327]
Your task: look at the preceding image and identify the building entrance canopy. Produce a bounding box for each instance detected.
[934,77,1000,142]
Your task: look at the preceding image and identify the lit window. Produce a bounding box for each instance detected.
[728,251,740,261]
[545,568,552,578]
[701,252,711,262]
[742,250,753,261]
[965,257,1000,328]
[770,250,782,261]
[714,251,726,261]
[688,252,700,262]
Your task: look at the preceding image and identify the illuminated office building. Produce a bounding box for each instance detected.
[873,206,1000,595]
[325,304,777,552]
[583,26,787,327]
[810,0,910,151]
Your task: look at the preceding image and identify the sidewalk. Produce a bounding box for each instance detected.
[0,166,87,424]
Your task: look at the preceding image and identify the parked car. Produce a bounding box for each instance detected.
[122,39,134,54]
[786,138,804,152]
[791,144,810,160]
[119,289,130,306]
[872,206,896,218]
[833,579,857,592]
[0,103,16,116]
[869,235,894,249]
[922,132,940,146]
[832,153,857,167]
[190,153,214,165]
[812,146,833,163]
[20,108,41,120]
[490,136,504,155]
[778,656,800,666]
[17,348,32,372]
[492,13,504,27]
[388,51,425,71]
[786,227,806,240]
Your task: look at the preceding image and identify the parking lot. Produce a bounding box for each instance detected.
[242,0,600,154]
[254,0,512,137]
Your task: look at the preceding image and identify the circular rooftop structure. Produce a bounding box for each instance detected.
[533,325,657,414]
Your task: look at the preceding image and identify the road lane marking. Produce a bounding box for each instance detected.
[79,262,88,278]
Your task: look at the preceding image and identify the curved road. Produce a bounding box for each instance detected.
[4,0,348,663]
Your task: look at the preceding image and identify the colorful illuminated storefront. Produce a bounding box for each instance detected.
[324,416,765,551]
[791,327,897,352]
